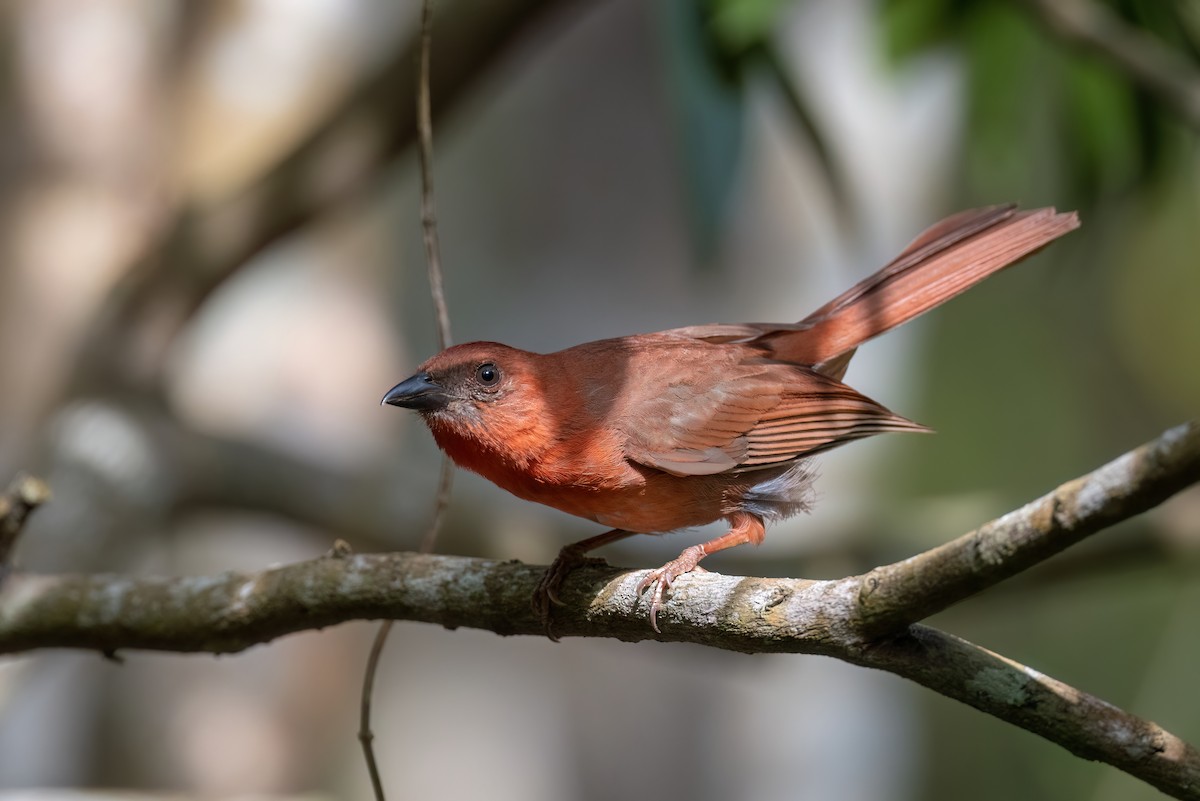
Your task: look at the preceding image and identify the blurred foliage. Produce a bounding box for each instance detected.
[658,0,747,265]
[1111,182,1200,420]
[881,0,1197,204]
[706,0,794,51]
[659,0,852,264]
[663,0,1200,263]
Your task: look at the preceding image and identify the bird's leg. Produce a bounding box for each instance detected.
[534,528,637,640]
[638,512,765,633]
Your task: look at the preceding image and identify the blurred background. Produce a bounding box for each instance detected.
[0,0,1197,799]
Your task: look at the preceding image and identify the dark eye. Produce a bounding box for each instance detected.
[475,362,500,386]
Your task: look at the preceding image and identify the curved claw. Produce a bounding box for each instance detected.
[532,550,608,642]
[636,546,709,633]
[638,571,669,634]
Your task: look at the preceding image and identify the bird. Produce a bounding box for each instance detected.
[383,204,1079,636]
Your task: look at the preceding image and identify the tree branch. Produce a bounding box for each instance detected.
[2,423,1197,796]
[2,552,1199,797]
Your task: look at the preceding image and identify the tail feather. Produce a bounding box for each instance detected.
[775,205,1079,366]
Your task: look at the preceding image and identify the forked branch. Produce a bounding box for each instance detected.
[856,420,1200,635]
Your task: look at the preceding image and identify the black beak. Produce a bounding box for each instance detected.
[382,373,450,411]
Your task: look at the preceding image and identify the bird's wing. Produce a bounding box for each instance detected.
[620,360,926,477]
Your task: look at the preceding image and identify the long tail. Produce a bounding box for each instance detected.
[774,205,1079,368]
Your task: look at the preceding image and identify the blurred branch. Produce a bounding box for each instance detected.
[759,41,855,231]
[66,0,573,396]
[0,474,51,580]
[413,0,455,552]
[1022,0,1200,132]
[417,1,452,355]
[2,423,1199,796]
[165,423,424,551]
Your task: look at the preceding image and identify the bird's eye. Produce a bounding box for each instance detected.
[475,362,501,387]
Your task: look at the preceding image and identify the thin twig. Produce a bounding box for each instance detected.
[419,0,452,354]
[358,618,393,801]
[416,0,455,553]
[361,3,454,799]
[1022,0,1200,132]
[0,474,51,584]
[421,459,455,554]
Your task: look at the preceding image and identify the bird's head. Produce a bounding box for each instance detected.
[382,341,529,418]
[382,342,553,465]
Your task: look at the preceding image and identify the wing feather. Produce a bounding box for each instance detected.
[620,355,926,477]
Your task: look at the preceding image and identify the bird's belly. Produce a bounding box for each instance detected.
[488,460,727,534]
[552,461,815,531]
[439,428,811,532]
[538,481,723,533]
